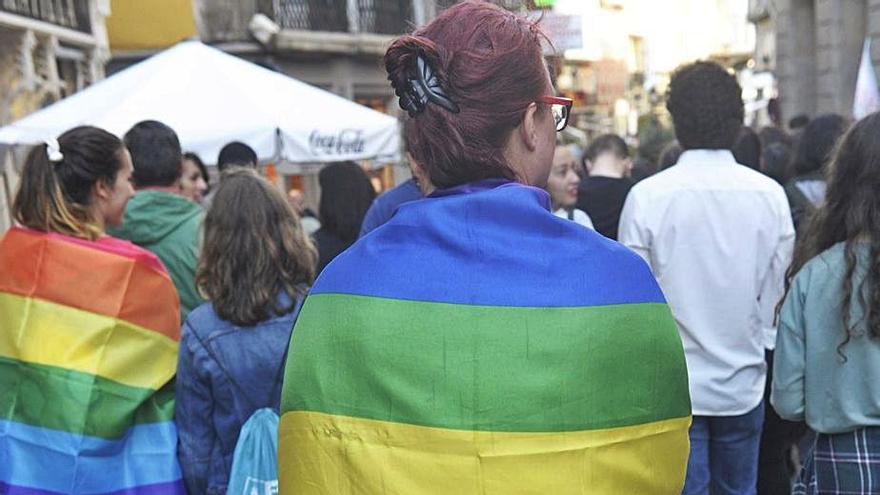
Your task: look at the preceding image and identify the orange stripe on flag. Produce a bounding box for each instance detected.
[0,228,180,340]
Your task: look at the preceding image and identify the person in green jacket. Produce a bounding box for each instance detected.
[109,120,204,320]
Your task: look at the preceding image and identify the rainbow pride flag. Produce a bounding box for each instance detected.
[0,227,184,494]
[280,180,691,494]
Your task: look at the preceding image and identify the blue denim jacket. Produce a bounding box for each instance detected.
[175,291,304,495]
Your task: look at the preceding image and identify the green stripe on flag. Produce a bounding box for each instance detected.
[0,357,174,439]
[283,294,690,432]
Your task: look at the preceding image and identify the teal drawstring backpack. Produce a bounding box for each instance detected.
[225,297,301,495]
[226,315,298,495]
[226,408,280,495]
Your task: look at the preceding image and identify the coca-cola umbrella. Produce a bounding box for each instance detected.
[0,41,400,165]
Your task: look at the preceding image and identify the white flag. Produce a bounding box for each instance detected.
[853,37,880,119]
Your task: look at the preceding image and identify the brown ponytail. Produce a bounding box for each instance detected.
[13,126,125,240]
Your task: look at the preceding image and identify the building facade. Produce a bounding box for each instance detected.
[194,0,436,106]
[551,0,754,139]
[108,1,525,110]
[751,0,880,123]
[1,0,112,231]
[0,0,111,125]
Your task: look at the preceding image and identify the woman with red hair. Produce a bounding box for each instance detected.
[277,2,691,493]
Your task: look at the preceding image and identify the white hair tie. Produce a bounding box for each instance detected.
[45,138,64,163]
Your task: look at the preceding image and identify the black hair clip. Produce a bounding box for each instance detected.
[391,54,460,117]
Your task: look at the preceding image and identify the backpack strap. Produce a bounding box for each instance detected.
[190,291,305,413]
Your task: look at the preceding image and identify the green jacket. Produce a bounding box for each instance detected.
[109,190,204,320]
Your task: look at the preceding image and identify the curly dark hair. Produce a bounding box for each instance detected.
[666,61,744,150]
[780,112,880,359]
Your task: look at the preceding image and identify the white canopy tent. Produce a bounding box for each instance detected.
[0,41,400,165]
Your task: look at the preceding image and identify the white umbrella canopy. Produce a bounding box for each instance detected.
[0,41,400,164]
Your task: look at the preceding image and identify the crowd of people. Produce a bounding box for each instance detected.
[2,1,880,494]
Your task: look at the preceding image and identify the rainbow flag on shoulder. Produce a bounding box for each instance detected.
[0,227,184,494]
[280,180,691,494]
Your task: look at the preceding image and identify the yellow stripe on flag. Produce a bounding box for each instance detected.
[0,292,178,391]
[279,411,690,494]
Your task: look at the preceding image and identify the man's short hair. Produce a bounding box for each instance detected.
[584,134,629,164]
[666,61,744,150]
[217,141,258,172]
[124,120,182,187]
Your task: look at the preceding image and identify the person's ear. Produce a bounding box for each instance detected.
[518,102,540,152]
[92,179,112,202]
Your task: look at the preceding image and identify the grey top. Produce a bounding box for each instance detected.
[772,242,880,433]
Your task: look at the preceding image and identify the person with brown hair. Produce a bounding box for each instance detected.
[180,152,209,205]
[12,127,135,239]
[773,111,880,494]
[277,2,691,493]
[175,168,316,495]
[1,126,184,493]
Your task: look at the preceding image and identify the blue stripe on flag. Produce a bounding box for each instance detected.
[0,420,182,494]
[315,182,665,307]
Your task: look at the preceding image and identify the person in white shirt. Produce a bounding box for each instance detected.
[547,145,594,229]
[618,61,795,495]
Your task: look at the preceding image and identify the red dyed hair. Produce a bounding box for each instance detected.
[384,1,550,189]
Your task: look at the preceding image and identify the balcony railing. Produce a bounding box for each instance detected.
[270,0,349,32]
[1,0,92,33]
[267,0,412,34]
[357,0,412,35]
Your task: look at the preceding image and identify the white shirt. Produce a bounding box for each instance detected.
[618,150,794,416]
[553,208,594,230]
